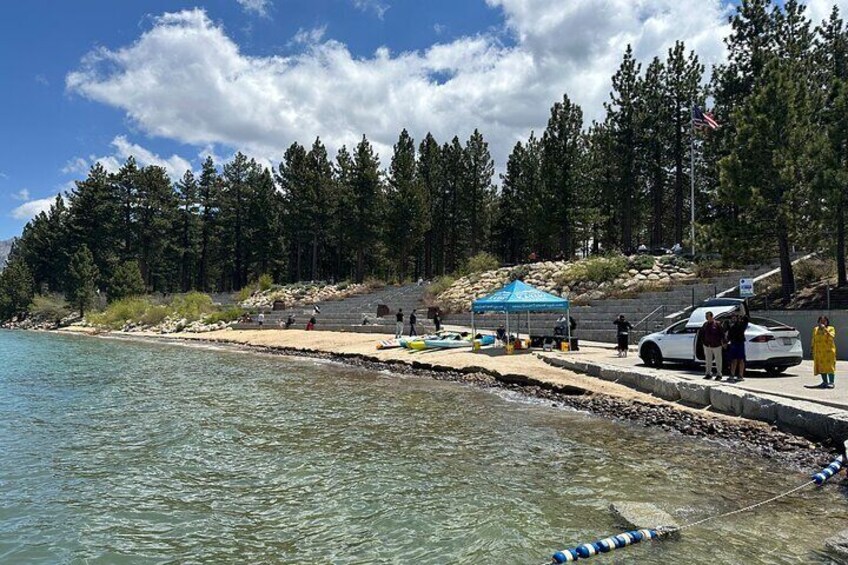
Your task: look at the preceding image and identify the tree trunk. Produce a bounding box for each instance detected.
[777,229,795,302]
[424,232,433,279]
[838,198,846,287]
[311,233,318,281]
[674,109,684,245]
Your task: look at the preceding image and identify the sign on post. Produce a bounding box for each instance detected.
[739,277,754,298]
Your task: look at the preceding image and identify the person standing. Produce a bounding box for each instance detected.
[395,309,404,338]
[727,313,749,382]
[409,309,418,337]
[433,311,442,332]
[812,316,837,388]
[613,314,632,357]
[306,315,316,331]
[699,311,726,380]
[257,311,265,328]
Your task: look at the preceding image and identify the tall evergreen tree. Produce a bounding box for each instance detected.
[418,133,441,278]
[220,153,255,289]
[247,166,286,281]
[304,138,335,280]
[197,156,220,291]
[276,142,309,282]
[386,129,428,280]
[462,129,495,256]
[108,260,146,301]
[67,163,121,285]
[67,245,99,317]
[350,136,384,282]
[0,257,35,319]
[176,169,200,291]
[135,165,179,291]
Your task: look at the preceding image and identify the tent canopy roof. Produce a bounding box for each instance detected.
[471,280,569,313]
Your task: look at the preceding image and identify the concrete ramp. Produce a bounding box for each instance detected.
[611,502,680,532]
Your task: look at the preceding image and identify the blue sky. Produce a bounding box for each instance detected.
[0,0,840,239]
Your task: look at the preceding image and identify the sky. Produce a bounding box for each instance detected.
[0,0,845,239]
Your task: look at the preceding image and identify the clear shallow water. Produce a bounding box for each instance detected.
[0,331,846,564]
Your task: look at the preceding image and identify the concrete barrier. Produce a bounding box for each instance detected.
[539,353,848,441]
[678,381,711,406]
[710,386,747,416]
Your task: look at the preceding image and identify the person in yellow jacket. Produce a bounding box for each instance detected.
[812,316,837,389]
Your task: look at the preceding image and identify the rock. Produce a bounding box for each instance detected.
[824,530,848,560]
[628,269,639,276]
[611,502,680,531]
[640,269,653,275]
[710,386,746,416]
[635,274,648,281]
[647,273,660,281]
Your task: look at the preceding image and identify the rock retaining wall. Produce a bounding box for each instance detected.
[541,354,848,443]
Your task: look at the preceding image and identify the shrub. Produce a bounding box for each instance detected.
[140,304,169,326]
[170,292,215,322]
[509,264,531,281]
[205,306,244,324]
[463,252,500,275]
[336,280,350,291]
[88,297,152,329]
[427,275,455,297]
[694,260,723,279]
[235,285,255,303]
[630,255,655,271]
[257,273,274,291]
[583,255,628,284]
[659,255,693,269]
[364,277,387,290]
[29,293,71,323]
[794,258,836,286]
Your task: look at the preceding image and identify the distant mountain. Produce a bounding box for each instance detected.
[0,238,14,268]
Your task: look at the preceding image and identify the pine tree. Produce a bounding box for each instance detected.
[304,138,335,280]
[606,45,642,251]
[441,137,466,273]
[67,163,121,285]
[665,42,704,246]
[494,141,528,264]
[386,129,428,280]
[541,95,584,258]
[114,156,139,260]
[330,145,357,280]
[0,257,35,319]
[176,169,200,291]
[197,156,220,291]
[276,142,309,282]
[637,58,670,248]
[135,165,179,292]
[108,260,145,301]
[417,133,441,278]
[462,129,495,256]
[67,245,99,317]
[220,153,255,289]
[350,135,384,282]
[247,166,286,281]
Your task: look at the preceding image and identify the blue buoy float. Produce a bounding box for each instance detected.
[812,455,844,485]
[552,529,658,563]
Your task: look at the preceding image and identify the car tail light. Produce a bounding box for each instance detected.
[750,335,775,343]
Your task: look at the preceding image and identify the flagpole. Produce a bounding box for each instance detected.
[690,103,696,256]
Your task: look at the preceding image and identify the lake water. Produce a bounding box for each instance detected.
[0,330,846,564]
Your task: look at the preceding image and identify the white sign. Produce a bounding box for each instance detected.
[739,278,754,298]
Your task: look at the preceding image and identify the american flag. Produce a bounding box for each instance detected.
[693,105,719,129]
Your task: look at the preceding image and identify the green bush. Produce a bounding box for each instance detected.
[257,273,274,291]
[235,285,255,303]
[584,255,627,283]
[29,293,71,323]
[794,258,836,286]
[205,306,244,324]
[364,277,387,290]
[170,292,215,322]
[336,280,350,291]
[509,264,531,281]
[108,260,146,301]
[88,297,152,329]
[694,260,723,279]
[659,255,693,269]
[140,304,169,326]
[630,255,655,271]
[427,275,455,297]
[463,252,500,275]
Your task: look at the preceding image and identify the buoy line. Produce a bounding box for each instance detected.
[545,455,844,563]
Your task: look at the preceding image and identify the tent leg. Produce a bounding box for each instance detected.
[471,311,475,339]
[567,306,571,352]
[506,312,509,346]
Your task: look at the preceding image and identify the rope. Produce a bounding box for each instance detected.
[660,479,816,535]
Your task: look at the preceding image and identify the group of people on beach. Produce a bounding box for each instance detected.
[395,308,421,337]
[698,311,750,382]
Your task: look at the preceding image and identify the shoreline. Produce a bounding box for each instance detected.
[57,326,837,472]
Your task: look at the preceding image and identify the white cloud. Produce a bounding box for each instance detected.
[353,0,390,19]
[12,189,30,201]
[66,4,737,175]
[433,23,446,35]
[61,157,89,175]
[11,197,54,220]
[66,136,193,179]
[236,0,271,17]
[290,25,327,46]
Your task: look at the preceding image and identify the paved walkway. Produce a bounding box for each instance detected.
[562,344,848,411]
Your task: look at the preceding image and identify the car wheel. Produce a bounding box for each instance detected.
[765,366,787,377]
[641,343,663,368]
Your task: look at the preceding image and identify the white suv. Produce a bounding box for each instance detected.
[637,298,802,376]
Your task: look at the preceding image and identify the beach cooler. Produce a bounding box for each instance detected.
[505,344,515,355]
[560,341,570,352]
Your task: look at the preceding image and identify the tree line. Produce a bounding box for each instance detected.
[4,0,848,317]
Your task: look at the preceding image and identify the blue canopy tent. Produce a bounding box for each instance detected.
[471,280,571,347]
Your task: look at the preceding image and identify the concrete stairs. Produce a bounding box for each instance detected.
[444,270,769,344]
[234,283,433,334]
